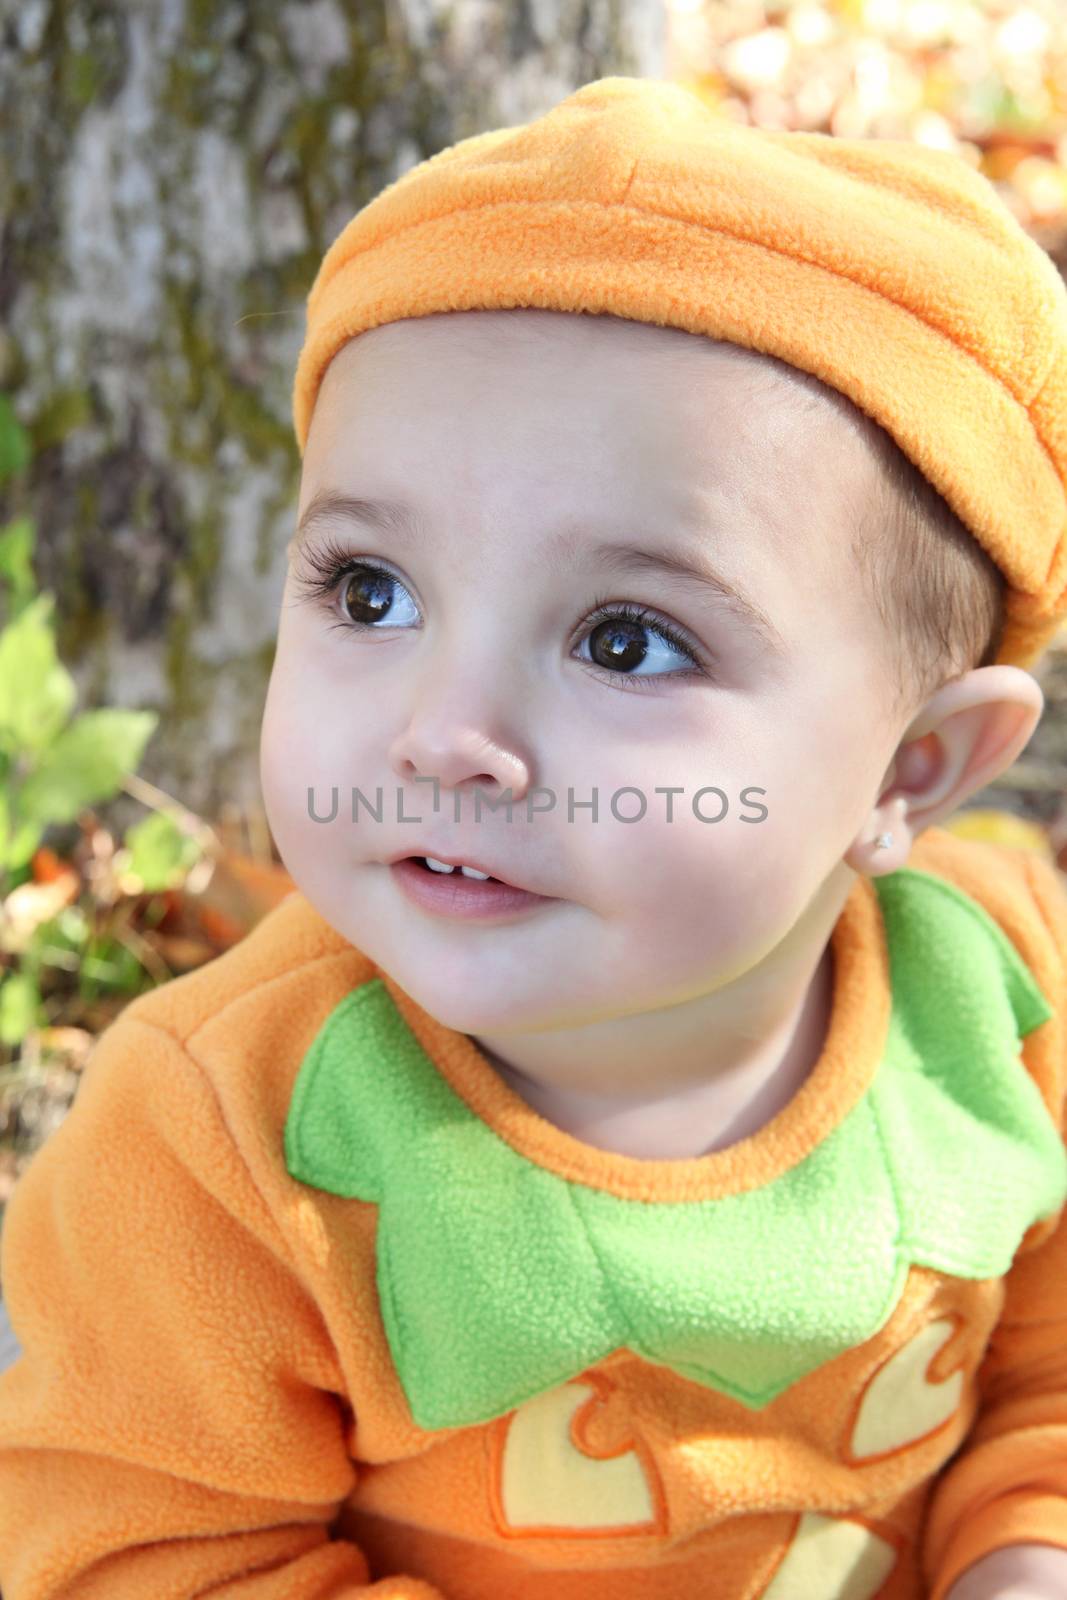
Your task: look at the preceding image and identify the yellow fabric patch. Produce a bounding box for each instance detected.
[850,1318,964,1460]
[763,1513,897,1598]
[498,1378,658,1533]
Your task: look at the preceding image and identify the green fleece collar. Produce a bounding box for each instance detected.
[284,867,1066,1432]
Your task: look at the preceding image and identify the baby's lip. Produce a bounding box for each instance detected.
[384,848,548,897]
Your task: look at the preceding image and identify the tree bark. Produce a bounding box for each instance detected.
[0,0,666,824]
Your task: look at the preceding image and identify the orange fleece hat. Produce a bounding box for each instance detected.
[291,75,1067,672]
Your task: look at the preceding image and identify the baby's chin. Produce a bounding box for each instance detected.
[361,943,592,1036]
[357,937,715,1042]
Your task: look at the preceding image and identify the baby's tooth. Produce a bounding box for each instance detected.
[422,856,491,879]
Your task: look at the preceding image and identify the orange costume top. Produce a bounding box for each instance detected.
[1,826,1066,1600]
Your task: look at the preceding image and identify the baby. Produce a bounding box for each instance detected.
[2,76,1067,1600]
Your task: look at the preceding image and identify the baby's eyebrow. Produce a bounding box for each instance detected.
[293,488,787,657]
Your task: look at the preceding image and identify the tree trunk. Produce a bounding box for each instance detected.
[0,0,667,828]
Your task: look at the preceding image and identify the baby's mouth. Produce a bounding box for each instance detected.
[386,846,553,900]
[389,854,556,917]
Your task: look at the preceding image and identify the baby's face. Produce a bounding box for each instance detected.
[261,309,905,1034]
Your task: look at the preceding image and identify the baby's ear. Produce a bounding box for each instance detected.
[949,669,1044,795]
[847,667,1045,874]
[901,665,1043,823]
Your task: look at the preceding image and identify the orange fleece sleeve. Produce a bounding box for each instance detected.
[0,1010,444,1600]
[922,853,1067,1600]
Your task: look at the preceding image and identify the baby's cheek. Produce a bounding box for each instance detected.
[632,816,802,971]
[260,708,298,815]
[610,800,767,894]
[260,690,332,852]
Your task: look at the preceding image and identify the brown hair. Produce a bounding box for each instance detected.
[851,422,1006,721]
[761,353,1006,721]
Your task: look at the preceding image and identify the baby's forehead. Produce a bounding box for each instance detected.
[326,306,873,465]
[311,310,882,577]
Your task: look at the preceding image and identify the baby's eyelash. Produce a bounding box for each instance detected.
[290,534,372,605]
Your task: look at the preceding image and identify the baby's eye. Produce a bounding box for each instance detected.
[337,563,419,629]
[576,601,702,686]
[292,546,420,631]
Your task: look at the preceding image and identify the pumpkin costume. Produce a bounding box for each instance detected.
[0,828,1065,1599]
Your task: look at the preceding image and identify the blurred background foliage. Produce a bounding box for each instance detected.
[0,392,295,1223]
[671,0,1067,261]
[1,0,1066,1248]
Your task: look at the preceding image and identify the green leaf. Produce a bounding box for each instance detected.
[0,971,41,1046]
[0,593,77,754]
[16,709,158,830]
[76,933,147,1000]
[2,815,46,875]
[0,395,31,487]
[55,904,90,945]
[0,773,40,878]
[0,517,38,616]
[123,810,201,891]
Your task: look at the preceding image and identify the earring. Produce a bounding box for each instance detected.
[874,832,893,850]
